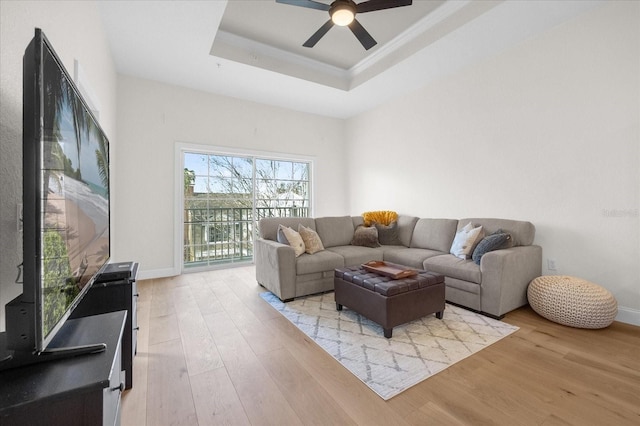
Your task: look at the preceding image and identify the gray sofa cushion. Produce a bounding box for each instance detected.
[259,217,316,241]
[383,247,444,269]
[326,246,383,266]
[352,216,364,228]
[410,218,458,252]
[296,250,345,275]
[459,218,535,247]
[424,254,482,284]
[396,215,419,247]
[315,216,355,248]
[379,244,408,255]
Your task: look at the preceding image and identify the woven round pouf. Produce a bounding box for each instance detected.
[527,276,617,329]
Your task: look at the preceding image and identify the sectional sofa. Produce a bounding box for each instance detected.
[255,215,542,318]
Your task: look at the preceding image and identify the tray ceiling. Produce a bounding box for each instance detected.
[97,0,605,118]
[215,1,445,69]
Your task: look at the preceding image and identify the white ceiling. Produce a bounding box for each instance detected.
[97,0,604,119]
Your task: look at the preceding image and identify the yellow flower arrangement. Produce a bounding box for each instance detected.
[362,210,398,227]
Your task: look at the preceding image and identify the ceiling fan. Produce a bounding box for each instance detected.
[276,0,413,50]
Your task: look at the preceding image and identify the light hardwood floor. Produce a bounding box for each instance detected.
[121,265,640,425]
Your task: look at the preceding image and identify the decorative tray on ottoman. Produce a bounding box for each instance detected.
[362,261,417,279]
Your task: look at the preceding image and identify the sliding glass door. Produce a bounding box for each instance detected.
[182,151,310,270]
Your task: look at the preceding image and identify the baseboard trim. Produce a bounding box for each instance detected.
[136,267,180,281]
[615,306,640,327]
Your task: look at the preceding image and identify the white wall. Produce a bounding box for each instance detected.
[0,1,117,330]
[346,1,639,324]
[115,76,348,279]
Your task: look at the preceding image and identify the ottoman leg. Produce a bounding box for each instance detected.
[336,303,343,311]
[436,311,443,320]
[383,328,392,338]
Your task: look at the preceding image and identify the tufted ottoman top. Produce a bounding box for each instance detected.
[335,265,444,297]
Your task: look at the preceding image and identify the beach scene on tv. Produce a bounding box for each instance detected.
[40,48,109,337]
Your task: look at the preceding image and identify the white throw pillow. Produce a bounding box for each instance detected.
[450,222,484,260]
[278,224,306,257]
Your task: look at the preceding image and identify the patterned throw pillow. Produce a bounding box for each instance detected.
[298,224,324,254]
[351,225,381,248]
[450,222,484,260]
[277,224,305,257]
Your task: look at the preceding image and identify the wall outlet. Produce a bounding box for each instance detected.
[547,258,557,271]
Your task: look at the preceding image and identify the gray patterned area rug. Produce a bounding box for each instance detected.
[261,291,519,400]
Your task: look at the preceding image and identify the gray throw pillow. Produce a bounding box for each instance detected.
[374,221,402,245]
[276,226,289,244]
[351,225,381,248]
[472,232,511,265]
[486,228,515,249]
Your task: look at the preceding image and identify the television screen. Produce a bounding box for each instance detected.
[1,28,110,368]
[33,29,110,350]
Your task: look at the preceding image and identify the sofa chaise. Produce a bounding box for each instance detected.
[255,215,542,318]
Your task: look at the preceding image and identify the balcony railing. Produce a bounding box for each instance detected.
[183,206,309,268]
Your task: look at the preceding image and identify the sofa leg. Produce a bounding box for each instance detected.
[336,303,343,311]
[383,328,392,338]
[436,311,443,319]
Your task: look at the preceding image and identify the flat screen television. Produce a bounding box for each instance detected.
[1,28,110,368]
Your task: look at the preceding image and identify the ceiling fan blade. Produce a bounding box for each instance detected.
[303,19,335,47]
[356,0,412,14]
[276,0,331,11]
[349,19,377,50]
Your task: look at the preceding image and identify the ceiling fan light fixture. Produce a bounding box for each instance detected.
[330,2,356,26]
[277,0,413,50]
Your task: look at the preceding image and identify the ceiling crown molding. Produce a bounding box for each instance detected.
[348,0,471,79]
[213,30,350,90]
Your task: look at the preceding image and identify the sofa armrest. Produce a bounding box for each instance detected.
[255,238,297,301]
[479,245,542,317]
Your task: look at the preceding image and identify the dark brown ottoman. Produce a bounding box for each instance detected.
[334,264,446,338]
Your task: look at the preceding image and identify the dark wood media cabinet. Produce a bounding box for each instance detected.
[0,311,127,426]
[71,261,139,389]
